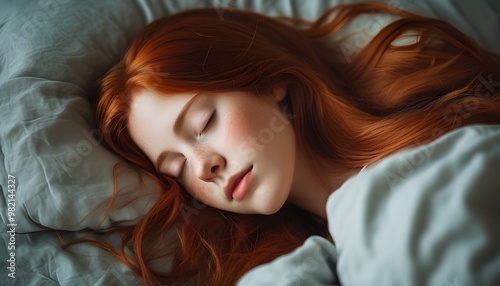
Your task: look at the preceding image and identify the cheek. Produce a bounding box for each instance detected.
[184,180,213,205]
[213,115,258,162]
[222,105,294,167]
[223,107,270,145]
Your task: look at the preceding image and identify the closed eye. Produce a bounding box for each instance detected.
[201,111,216,134]
[177,157,186,181]
[160,156,186,181]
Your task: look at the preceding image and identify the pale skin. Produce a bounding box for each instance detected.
[128,84,355,219]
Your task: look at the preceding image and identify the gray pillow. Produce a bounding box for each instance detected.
[1,0,498,233]
[0,0,158,232]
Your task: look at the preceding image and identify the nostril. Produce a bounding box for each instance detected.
[210,165,219,173]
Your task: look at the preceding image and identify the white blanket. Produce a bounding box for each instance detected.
[238,124,500,285]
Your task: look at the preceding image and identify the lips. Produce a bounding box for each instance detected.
[224,166,253,201]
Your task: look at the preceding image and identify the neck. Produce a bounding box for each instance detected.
[287,147,358,219]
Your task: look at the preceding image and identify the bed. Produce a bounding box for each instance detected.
[0,0,499,285]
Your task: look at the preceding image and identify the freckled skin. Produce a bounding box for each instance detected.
[128,87,296,215]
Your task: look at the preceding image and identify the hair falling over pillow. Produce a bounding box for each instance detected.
[77,2,500,285]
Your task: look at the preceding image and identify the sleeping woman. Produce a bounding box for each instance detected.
[89,2,500,285]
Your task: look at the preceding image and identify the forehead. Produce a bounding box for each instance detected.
[128,89,197,158]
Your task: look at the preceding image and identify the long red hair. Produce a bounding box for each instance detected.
[84,2,500,285]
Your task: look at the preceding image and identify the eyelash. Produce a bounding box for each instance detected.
[201,111,216,134]
[177,111,215,179]
[172,110,215,180]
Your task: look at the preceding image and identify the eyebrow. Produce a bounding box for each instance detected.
[155,93,201,172]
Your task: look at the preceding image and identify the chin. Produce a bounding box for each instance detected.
[256,202,285,216]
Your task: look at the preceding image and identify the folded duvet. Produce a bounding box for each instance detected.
[238,124,500,286]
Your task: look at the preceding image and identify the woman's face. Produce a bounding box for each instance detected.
[128,86,296,215]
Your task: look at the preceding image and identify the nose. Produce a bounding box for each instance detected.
[190,146,225,182]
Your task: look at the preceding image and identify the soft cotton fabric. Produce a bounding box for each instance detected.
[238,124,500,285]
